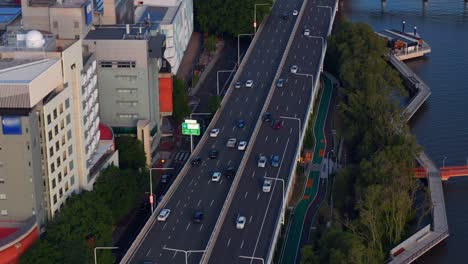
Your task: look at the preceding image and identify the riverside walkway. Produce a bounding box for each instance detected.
[280,76,333,264]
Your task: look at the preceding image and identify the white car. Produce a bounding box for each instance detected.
[258,155,267,168]
[304,29,310,36]
[212,172,221,182]
[262,179,272,192]
[157,209,171,221]
[245,80,254,88]
[293,10,299,16]
[210,128,220,137]
[290,65,298,73]
[237,141,247,151]
[236,215,246,229]
[226,138,237,148]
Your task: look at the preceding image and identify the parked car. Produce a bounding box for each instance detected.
[290,65,298,73]
[226,138,237,148]
[193,211,204,223]
[293,10,299,16]
[209,149,219,159]
[258,155,267,168]
[262,112,272,122]
[160,174,172,184]
[276,78,284,88]
[238,141,247,151]
[271,155,281,167]
[304,28,310,36]
[234,81,242,88]
[262,179,272,192]
[236,215,246,229]
[210,128,220,137]
[245,80,254,88]
[157,209,171,221]
[272,119,283,129]
[191,156,202,166]
[212,172,221,182]
[237,119,246,128]
[225,166,236,179]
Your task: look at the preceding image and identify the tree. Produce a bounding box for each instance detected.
[116,136,146,170]
[301,245,319,264]
[207,95,221,114]
[172,76,191,123]
[205,35,217,53]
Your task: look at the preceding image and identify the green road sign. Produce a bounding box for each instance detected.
[182,122,200,136]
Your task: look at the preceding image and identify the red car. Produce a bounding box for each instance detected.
[272,119,282,129]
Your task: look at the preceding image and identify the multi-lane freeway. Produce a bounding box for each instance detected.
[126,0,304,263]
[206,0,337,263]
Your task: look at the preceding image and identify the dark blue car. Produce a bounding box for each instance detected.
[271,155,280,167]
[237,119,246,128]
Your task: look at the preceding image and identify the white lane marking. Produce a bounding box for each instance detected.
[256,96,259,102]
[227,238,231,247]
[250,111,253,116]
[245,97,249,102]
[276,105,279,110]
[176,219,179,224]
[197,199,202,207]
[295,79,298,84]
[240,240,245,249]
[168,235,171,240]
[299,99,302,105]
[229,109,232,115]
[244,192,248,199]
[216,160,220,166]
[276,137,279,143]
[172,226,175,232]
[146,249,152,256]
[252,171,256,178]
[232,126,236,131]
[249,215,253,223]
[173,251,177,258]
[199,224,204,231]
[290,128,293,135]
[176,200,181,207]
[210,199,214,207]
[186,222,191,231]
[281,91,284,96]
[162,223,167,231]
[200,169,204,173]
[189,179,194,186]
[228,160,232,165]
[303,85,306,91]
[286,106,289,112]
[257,193,260,200]
[265,136,268,142]
[207,179,211,184]
[221,125,225,131]
[291,91,294,97]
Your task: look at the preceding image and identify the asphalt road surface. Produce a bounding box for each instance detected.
[128,0,304,263]
[208,0,337,263]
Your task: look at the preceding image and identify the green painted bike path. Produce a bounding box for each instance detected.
[280,77,333,264]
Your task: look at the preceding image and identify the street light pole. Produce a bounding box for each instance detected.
[237,33,254,66]
[189,112,212,153]
[149,167,174,214]
[443,156,447,168]
[239,255,265,264]
[217,70,235,96]
[279,116,301,141]
[163,247,205,264]
[293,72,314,94]
[308,35,325,53]
[94,246,118,264]
[318,5,333,19]
[265,176,285,224]
[254,3,270,34]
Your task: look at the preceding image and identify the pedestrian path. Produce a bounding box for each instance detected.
[280,76,333,264]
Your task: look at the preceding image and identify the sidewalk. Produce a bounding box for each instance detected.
[176,32,202,83]
[281,76,334,264]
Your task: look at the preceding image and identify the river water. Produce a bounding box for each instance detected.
[344,0,468,262]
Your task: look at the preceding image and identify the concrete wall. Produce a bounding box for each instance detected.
[49,7,91,39]
[20,0,51,32]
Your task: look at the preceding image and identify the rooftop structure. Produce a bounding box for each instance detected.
[0,7,21,30]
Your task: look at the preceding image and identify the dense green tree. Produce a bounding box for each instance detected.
[301,245,319,264]
[205,35,217,52]
[172,76,191,123]
[116,136,146,170]
[207,95,221,114]
[194,0,273,37]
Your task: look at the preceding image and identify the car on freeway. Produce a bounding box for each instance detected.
[282,12,289,20]
[191,156,202,166]
[293,10,299,16]
[225,166,236,179]
[237,119,246,128]
[304,28,310,36]
[290,64,298,73]
[212,172,221,182]
[160,174,172,184]
[210,128,220,137]
[245,80,254,88]
[236,215,246,229]
[238,141,247,151]
[263,179,272,192]
[226,138,237,148]
[209,149,219,159]
[193,211,204,223]
[271,155,281,167]
[234,81,242,89]
[272,119,282,130]
[157,209,171,221]
[262,112,272,122]
[276,78,284,88]
[258,155,267,168]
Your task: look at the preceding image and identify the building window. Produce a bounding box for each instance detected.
[59,103,64,114]
[54,125,59,135]
[62,151,67,162]
[55,141,60,152]
[70,175,75,185]
[0,178,4,184]
[48,131,53,141]
[65,182,69,192]
[53,21,58,29]
[116,88,137,94]
[47,114,52,124]
[51,163,55,173]
[69,160,74,170]
[59,188,63,198]
[58,172,62,183]
[0,194,6,200]
[1,210,7,216]
[56,157,61,167]
[100,61,113,68]
[60,120,64,130]
[53,109,57,120]
[63,166,68,177]
[68,145,73,155]
[65,99,70,109]
[52,178,56,188]
[118,114,139,119]
[49,147,54,157]
[67,130,72,140]
[66,114,71,125]
[62,135,66,146]
[117,61,136,68]
[74,21,79,28]
[53,195,57,204]
[117,101,138,107]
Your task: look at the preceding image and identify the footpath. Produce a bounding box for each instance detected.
[280,76,334,264]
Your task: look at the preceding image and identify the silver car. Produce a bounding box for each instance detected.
[258,155,267,168]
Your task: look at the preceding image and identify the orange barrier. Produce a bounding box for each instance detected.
[440,166,468,181]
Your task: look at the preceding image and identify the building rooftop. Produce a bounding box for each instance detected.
[135,5,179,25]
[29,0,88,7]
[0,58,58,83]
[85,24,157,40]
[0,7,20,30]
